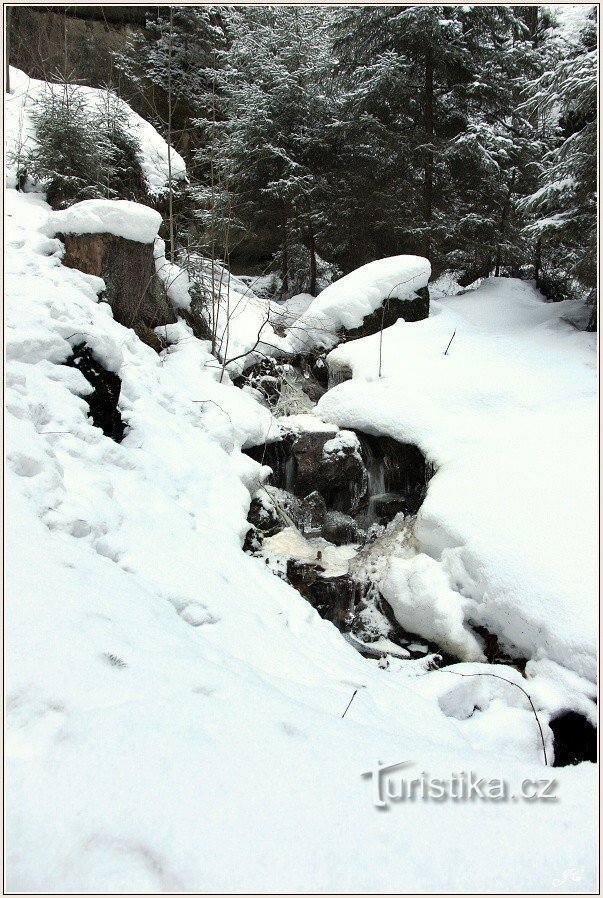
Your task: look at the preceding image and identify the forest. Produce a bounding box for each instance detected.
[7,4,597,321]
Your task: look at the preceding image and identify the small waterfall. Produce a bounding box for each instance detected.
[362,437,385,521]
[327,362,353,390]
[354,431,434,525]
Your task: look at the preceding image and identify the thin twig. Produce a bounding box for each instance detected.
[444,330,456,356]
[341,689,358,719]
[436,669,548,765]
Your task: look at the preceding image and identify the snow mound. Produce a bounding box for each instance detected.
[5,67,186,196]
[45,199,162,244]
[286,255,431,352]
[317,278,597,679]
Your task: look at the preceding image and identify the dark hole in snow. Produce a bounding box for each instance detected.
[550,711,597,767]
[66,343,126,443]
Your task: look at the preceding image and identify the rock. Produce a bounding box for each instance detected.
[299,491,327,535]
[132,323,167,353]
[244,427,368,515]
[60,232,177,350]
[323,511,360,546]
[291,429,367,513]
[286,558,324,596]
[343,286,430,341]
[248,486,302,534]
[248,496,281,535]
[243,526,263,553]
[371,492,408,522]
[306,574,357,629]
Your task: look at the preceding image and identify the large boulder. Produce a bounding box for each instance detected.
[291,429,367,513]
[343,287,430,340]
[61,232,177,342]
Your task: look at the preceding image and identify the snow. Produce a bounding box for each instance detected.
[45,199,162,244]
[5,90,597,891]
[5,67,186,196]
[323,429,362,459]
[317,277,597,679]
[154,238,192,310]
[286,255,431,352]
[188,257,290,374]
[278,413,337,435]
[547,4,596,48]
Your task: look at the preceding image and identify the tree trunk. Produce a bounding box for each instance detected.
[166,7,175,264]
[281,202,289,295]
[422,44,434,260]
[5,7,11,93]
[534,239,542,288]
[495,169,516,277]
[525,6,539,46]
[307,219,317,295]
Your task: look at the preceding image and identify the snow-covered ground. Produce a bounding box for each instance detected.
[5,67,597,891]
[318,278,598,679]
[5,186,597,894]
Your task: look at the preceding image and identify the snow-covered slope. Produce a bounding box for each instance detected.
[5,188,597,892]
[318,278,598,679]
[5,67,186,196]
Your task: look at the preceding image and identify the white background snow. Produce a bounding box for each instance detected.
[4,69,597,894]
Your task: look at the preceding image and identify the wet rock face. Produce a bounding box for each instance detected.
[370,492,409,523]
[306,575,357,629]
[245,429,367,516]
[299,491,327,535]
[291,430,367,513]
[323,511,360,546]
[60,232,177,350]
[66,343,125,442]
[244,435,297,490]
[355,431,434,520]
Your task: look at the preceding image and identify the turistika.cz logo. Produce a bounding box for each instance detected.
[362,760,558,809]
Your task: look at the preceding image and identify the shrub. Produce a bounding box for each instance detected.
[25,81,145,208]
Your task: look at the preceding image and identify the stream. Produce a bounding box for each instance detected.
[240,355,456,664]
[237,352,597,768]
[67,326,597,767]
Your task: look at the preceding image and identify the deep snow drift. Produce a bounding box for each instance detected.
[5,186,597,894]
